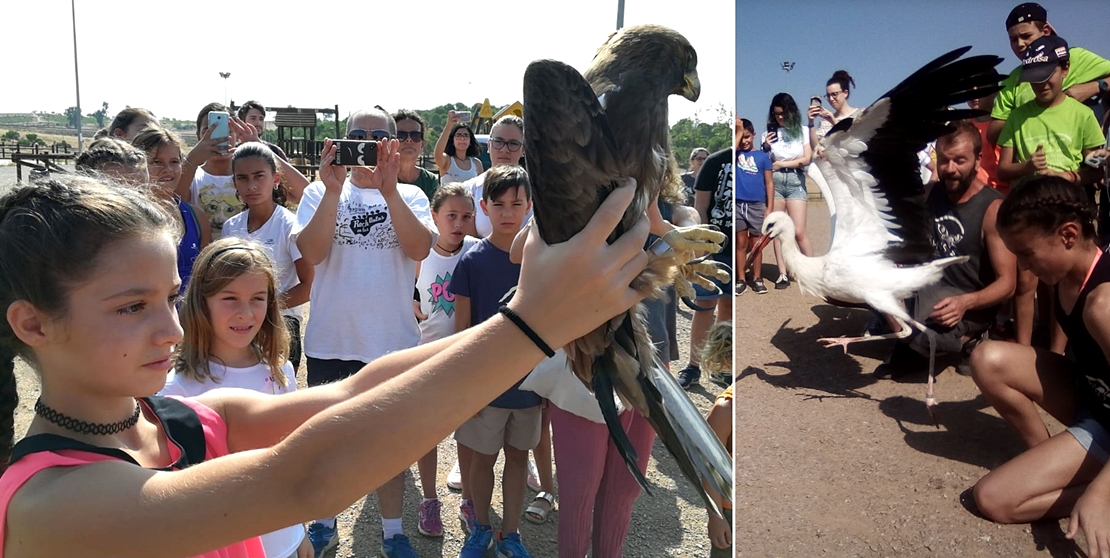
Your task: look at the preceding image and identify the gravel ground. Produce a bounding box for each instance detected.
[3,167,729,557]
[736,199,1084,557]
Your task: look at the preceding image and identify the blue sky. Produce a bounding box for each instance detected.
[736,0,1110,124]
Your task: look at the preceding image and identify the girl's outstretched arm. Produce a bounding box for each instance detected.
[9,180,650,558]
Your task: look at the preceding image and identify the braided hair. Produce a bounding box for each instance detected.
[997,175,1098,240]
[0,175,178,473]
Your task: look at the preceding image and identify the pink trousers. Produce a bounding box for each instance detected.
[549,404,656,558]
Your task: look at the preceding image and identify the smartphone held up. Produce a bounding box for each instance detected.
[332,139,379,167]
[208,111,230,154]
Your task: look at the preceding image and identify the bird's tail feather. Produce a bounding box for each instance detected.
[592,358,653,495]
[645,358,734,518]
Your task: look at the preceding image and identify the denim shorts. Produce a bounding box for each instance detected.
[1067,407,1110,464]
[773,169,808,201]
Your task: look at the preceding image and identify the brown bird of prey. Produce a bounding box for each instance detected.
[522,24,732,516]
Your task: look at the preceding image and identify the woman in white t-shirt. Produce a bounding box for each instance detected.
[410,183,481,536]
[806,71,864,252]
[434,111,484,185]
[160,238,308,558]
[223,142,314,371]
[761,93,814,289]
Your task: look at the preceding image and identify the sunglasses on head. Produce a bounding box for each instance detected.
[346,129,392,141]
[396,130,424,142]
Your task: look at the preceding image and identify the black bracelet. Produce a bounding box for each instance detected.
[498,306,556,357]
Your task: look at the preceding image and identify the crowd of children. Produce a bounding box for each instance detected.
[0,92,735,558]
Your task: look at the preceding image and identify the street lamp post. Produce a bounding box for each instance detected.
[616,0,624,29]
[781,61,796,95]
[71,0,82,153]
[219,72,231,106]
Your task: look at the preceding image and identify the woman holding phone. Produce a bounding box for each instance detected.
[762,93,814,290]
[434,110,484,185]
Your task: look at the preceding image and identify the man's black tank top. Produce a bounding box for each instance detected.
[926,184,1004,323]
[1056,249,1110,427]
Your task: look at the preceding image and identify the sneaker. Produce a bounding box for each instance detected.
[447,460,463,491]
[495,531,533,558]
[459,523,494,558]
[751,279,768,294]
[527,459,542,491]
[381,534,418,558]
[307,522,339,558]
[735,281,747,296]
[677,363,700,389]
[417,498,443,537]
[459,499,476,534]
[774,273,790,290]
[710,370,733,386]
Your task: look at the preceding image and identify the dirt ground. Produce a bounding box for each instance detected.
[2,166,728,557]
[735,199,1084,557]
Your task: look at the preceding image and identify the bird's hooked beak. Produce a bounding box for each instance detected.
[679,71,701,102]
[745,234,773,271]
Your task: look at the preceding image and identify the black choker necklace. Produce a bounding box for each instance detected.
[435,242,462,255]
[34,399,141,436]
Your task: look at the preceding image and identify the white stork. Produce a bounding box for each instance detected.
[747,46,1004,423]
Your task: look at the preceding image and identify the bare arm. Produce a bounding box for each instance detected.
[434,111,460,175]
[987,118,1006,147]
[997,145,1033,181]
[454,294,472,333]
[384,189,433,261]
[763,169,774,208]
[703,396,733,550]
[296,141,348,265]
[280,258,314,309]
[771,143,812,170]
[1064,79,1107,103]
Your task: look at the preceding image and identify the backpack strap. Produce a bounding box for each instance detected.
[8,397,208,471]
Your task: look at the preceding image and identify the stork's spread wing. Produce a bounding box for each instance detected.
[817,46,1004,265]
[523,60,625,244]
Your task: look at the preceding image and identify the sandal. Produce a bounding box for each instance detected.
[524,491,555,524]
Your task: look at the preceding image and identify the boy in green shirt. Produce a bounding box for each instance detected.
[986,2,1110,145]
[997,35,1105,185]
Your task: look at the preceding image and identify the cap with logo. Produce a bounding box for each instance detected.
[1006,2,1048,29]
[1019,35,1069,84]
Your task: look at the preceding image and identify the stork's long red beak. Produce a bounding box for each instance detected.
[745,234,773,270]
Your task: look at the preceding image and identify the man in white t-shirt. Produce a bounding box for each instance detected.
[295,107,434,558]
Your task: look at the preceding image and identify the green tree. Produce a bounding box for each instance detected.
[669,106,732,170]
[90,101,109,128]
[64,106,82,128]
[1,130,18,142]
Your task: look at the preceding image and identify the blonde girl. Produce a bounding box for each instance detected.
[161,237,307,558]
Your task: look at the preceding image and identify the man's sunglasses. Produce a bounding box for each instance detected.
[346,129,392,141]
[396,130,424,142]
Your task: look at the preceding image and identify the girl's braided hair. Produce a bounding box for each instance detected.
[997,175,1097,240]
[0,175,179,473]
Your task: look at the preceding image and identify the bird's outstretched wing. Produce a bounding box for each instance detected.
[817,46,1004,264]
[522,60,630,244]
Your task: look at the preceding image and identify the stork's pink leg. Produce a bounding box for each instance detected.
[816,316,914,353]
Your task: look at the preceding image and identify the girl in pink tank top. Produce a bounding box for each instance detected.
[0,146,656,558]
